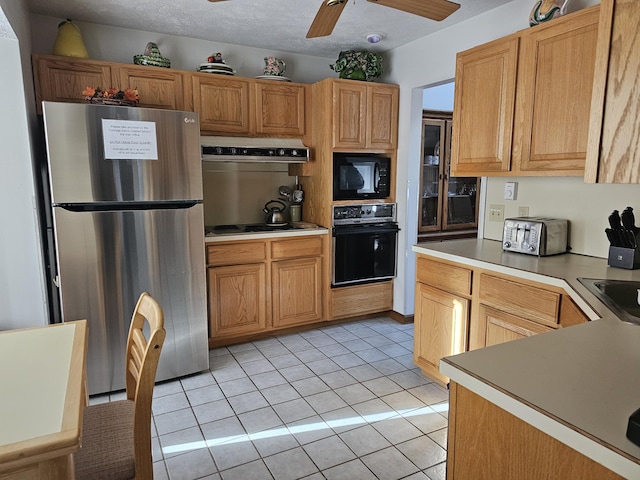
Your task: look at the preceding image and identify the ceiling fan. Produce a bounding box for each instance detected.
[207,0,460,38]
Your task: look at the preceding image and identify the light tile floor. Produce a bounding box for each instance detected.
[94,316,449,480]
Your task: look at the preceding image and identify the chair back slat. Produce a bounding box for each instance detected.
[124,292,166,480]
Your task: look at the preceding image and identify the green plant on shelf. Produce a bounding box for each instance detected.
[330,50,383,81]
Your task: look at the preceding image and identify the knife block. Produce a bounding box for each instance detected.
[608,246,640,270]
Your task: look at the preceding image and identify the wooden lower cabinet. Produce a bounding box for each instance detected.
[272,257,322,328]
[414,283,469,386]
[479,304,553,347]
[447,382,623,480]
[413,253,589,383]
[208,263,267,338]
[207,235,325,345]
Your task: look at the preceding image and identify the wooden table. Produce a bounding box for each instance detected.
[0,320,88,479]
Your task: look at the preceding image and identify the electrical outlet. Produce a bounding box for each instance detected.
[489,204,505,222]
[518,206,530,217]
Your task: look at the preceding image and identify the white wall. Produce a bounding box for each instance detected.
[483,177,640,257]
[422,82,454,111]
[0,1,48,329]
[386,0,608,317]
[29,15,336,84]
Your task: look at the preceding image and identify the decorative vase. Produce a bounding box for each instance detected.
[53,19,89,58]
[263,56,286,76]
[529,0,571,26]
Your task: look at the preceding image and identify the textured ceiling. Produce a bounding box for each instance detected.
[26,0,513,58]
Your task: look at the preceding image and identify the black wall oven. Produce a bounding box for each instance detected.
[332,203,399,287]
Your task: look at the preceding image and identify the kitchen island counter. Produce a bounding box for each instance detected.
[413,238,640,477]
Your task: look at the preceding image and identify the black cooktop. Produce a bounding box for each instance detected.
[206,223,294,235]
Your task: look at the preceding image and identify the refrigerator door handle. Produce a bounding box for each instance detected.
[56,200,200,212]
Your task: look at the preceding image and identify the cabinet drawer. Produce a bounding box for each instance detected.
[207,242,266,266]
[271,236,323,260]
[479,274,560,326]
[416,256,472,297]
[332,282,393,319]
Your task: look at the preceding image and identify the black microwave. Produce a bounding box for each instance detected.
[333,153,391,200]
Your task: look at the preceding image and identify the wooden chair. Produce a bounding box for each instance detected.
[74,292,166,480]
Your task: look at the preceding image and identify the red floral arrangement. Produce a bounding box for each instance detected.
[82,86,140,106]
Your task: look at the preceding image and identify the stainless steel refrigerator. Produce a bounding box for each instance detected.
[41,101,208,395]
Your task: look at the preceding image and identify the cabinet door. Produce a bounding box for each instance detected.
[33,55,111,111]
[414,283,469,385]
[113,65,188,110]
[480,305,553,347]
[193,75,253,134]
[332,81,367,148]
[586,0,640,183]
[272,257,322,328]
[256,82,306,135]
[516,7,599,174]
[419,119,446,233]
[450,36,519,176]
[366,84,398,149]
[208,263,266,338]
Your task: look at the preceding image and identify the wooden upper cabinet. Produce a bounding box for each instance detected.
[515,6,599,174]
[193,74,253,135]
[255,81,306,136]
[450,36,519,176]
[33,55,307,137]
[450,5,600,177]
[332,80,398,150]
[367,84,399,150]
[333,81,367,148]
[113,65,189,111]
[33,55,111,111]
[586,0,640,183]
[33,54,189,112]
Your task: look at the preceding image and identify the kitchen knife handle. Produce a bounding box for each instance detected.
[609,210,622,230]
[605,228,618,247]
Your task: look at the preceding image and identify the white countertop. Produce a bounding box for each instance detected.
[0,320,87,472]
[205,225,329,243]
[413,238,640,320]
[413,239,640,477]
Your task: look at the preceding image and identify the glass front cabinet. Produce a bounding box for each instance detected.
[418,111,480,239]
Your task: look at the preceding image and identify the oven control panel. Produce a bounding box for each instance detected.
[333,203,396,225]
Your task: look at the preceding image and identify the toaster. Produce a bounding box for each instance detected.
[502,217,568,256]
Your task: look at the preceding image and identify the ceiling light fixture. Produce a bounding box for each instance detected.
[366,33,383,44]
[326,0,346,6]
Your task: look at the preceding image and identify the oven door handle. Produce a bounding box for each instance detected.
[332,224,400,236]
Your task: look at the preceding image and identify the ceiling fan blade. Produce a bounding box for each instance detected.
[307,0,348,38]
[367,0,460,21]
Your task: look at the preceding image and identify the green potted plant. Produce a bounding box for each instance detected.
[330,50,383,81]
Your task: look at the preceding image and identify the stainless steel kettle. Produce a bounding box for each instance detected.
[263,200,287,225]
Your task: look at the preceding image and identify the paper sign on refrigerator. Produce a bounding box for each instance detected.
[102,119,158,160]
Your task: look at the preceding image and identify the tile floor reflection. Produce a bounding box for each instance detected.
[92,317,448,480]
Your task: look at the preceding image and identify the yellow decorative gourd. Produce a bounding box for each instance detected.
[53,19,89,58]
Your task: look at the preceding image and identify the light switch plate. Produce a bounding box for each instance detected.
[504,182,518,200]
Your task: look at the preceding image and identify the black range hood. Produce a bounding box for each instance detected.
[201,136,309,163]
